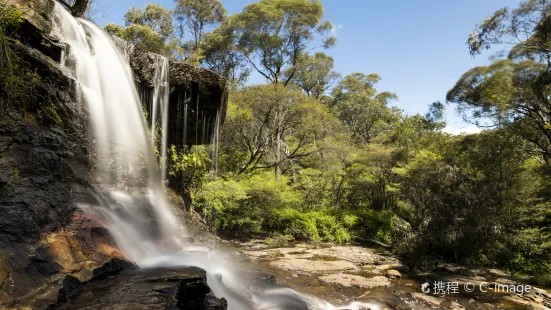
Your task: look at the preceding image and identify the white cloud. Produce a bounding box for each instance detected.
[442,125,482,135]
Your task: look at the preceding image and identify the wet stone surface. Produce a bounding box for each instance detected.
[236,240,551,310]
[49,258,227,310]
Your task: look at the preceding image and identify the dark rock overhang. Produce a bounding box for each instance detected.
[129,47,228,147]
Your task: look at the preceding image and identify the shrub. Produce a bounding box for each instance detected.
[309,212,351,243]
[167,145,210,192]
[192,173,299,238]
[193,173,354,243]
[349,208,396,244]
[266,208,320,242]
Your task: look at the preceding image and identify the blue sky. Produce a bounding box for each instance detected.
[93,0,520,133]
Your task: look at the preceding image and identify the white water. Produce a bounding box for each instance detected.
[52,3,379,309]
[151,56,170,182]
[211,110,221,175]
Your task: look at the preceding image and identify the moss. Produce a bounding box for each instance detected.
[24,112,36,123]
[1,183,8,196]
[13,167,19,184]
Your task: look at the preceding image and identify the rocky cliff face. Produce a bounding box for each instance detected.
[0,1,228,308]
[130,46,228,148]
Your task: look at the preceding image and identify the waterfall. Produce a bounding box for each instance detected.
[211,110,221,175]
[51,3,377,310]
[151,56,170,182]
[52,2,182,263]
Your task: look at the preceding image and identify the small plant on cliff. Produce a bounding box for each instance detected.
[0,1,22,71]
[40,102,63,125]
[1,183,8,196]
[167,145,210,192]
[0,2,42,115]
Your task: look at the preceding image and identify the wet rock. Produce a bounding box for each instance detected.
[307,246,393,265]
[183,236,195,244]
[386,269,402,279]
[493,278,514,285]
[411,292,445,306]
[91,258,136,278]
[51,266,226,310]
[362,266,383,275]
[129,47,228,149]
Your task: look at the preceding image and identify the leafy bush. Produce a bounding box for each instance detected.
[193,173,299,238]
[193,173,353,243]
[348,208,395,244]
[266,208,320,242]
[167,145,210,192]
[309,212,351,243]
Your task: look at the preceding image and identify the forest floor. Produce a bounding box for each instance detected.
[235,240,551,310]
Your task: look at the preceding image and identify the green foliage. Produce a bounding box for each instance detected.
[284,52,341,99]
[0,2,22,30]
[267,208,320,242]
[40,102,63,125]
[193,173,298,237]
[105,4,174,56]
[192,172,354,243]
[308,212,350,243]
[174,0,226,51]
[221,84,338,175]
[0,2,48,119]
[201,21,250,85]
[167,145,210,192]
[452,0,551,162]
[227,0,336,85]
[330,73,400,145]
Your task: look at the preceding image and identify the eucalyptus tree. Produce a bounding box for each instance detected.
[201,22,250,87]
[330,73,399,145]
[285,52,341,99]
[221,84,337,175]
[449,0,551,162]
[228,0,336,86]
[105,4,174,56]
[173,0,227,52]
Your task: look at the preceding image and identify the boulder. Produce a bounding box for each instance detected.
[386,269,402,279]
[49,262,226,310]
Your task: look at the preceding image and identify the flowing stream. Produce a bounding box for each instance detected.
[51,3,377,309]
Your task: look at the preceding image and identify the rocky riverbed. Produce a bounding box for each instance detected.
[236,240,551,310]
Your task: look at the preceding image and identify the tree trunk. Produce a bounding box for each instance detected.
[71,0,89,17]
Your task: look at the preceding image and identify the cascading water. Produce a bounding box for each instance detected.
[52,1,181,263]
[51,3,378,309]
[211,110,221,175]
[151,56,170,182]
